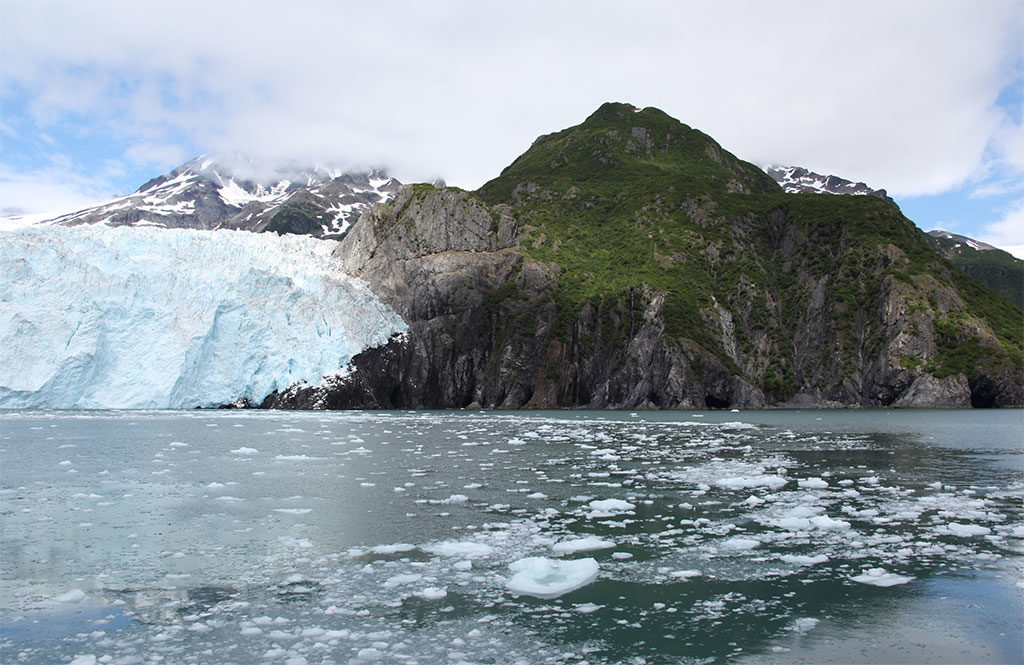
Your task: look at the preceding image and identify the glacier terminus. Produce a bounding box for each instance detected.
[0,225,407,409]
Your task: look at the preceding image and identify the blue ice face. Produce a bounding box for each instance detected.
[0,225,406,408]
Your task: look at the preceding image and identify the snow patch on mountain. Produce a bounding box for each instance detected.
[765,165,895,205]
[0,226,406,409]
[3,156,402,238]
[927,230,999,252]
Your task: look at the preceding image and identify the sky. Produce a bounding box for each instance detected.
[1,0,1022,250]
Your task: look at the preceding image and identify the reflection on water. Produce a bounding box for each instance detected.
[1,409,1021,664]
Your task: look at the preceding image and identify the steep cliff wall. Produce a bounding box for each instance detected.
[261,104,1023,410]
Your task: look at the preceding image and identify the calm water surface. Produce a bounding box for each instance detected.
[1,409,1021,664]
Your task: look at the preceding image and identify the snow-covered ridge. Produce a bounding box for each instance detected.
[926,230,999,252]
[0,225,407,408]
[765,165,894,204]
[6,156,402,238]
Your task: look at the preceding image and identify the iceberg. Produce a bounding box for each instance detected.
[506,556,599,599]
[0,226,406,408]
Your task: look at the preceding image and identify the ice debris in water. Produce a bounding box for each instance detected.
[53,589,87,603]
[943,522,992,537]
[715,474,788,490]
[506,557,600,599]
[850,567,915,587]
[423,541,495,558]
[552,536,615,554]
[586,498,636,517]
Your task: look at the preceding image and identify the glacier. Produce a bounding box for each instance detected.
[0,226,406,409]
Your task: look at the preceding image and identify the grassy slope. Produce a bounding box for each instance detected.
[475,103,1022,395]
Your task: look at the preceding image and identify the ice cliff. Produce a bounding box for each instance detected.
[0,226,406,408]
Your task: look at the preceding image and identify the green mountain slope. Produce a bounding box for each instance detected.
[927,231,1024,308]
[473,103,1021,403]
[265,102,1023,410]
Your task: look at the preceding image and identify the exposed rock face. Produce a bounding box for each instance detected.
[261,184,1022,410]
[264,104,1021,410]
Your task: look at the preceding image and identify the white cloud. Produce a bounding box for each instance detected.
[1,0,1021,196]
[123,142,189,170]
[0,165,118,220]
[979,197,1024,247]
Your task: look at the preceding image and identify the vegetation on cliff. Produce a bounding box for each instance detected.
[471,102,1022,405]
[266,102,1022,410]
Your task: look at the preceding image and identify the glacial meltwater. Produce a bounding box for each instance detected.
[1,410,1021,665]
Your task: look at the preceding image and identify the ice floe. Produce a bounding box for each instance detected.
[506,557,600,599]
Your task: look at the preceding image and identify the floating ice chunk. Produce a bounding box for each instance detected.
[274,454,321,461]
[356,648,382,661]
[552,536,615,554]
[574,602,604,613]
[809,515,850,530]
[798,478,829,489]
[715,475,787,490]
[277,536,312,548]
[383,573,423,587]
[721,537,760,550]
[69,657,97,665]
[851,568,915,587]
[611,552,633,560]
[789,617,820,633]
[669,569,702,579]
[273,508,312,514]
[53,589,86,603]
[415,586,448,600]
[945,522,992,537]
[526,492,547,499]
[423,541,495,558]
[231,447,259,455]
[369,543,417,555]
[439,494,468,504]
[586,498,636,517]
[506,557,599,599]
[780,553,829,566]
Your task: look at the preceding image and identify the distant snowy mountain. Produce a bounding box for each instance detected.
[927,230,1023,307]
[765,165,896,205]
[0,225,407,408]
[29,156,402,239]
[926,230,1000,252]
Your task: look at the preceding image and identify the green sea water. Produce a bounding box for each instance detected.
[1,409,1021,664]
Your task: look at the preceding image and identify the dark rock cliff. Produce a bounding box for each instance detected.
[261,104,1023,410]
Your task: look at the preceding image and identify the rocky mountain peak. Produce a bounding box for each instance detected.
[766,165,895,205]
[33,156,402,238]
[479,102,779,205]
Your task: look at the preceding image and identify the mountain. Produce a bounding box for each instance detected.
[767,168,1021,308]
[927,230,1024,308]
[766,165,896,206]
[0,225,405,408]
[262,103,1022,410]
[38,156,402,239]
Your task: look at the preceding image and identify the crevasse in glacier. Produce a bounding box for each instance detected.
[0,226,406,408]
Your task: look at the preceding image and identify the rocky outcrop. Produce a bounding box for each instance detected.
[262,103,1021,410]
[260,183,1021,410]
